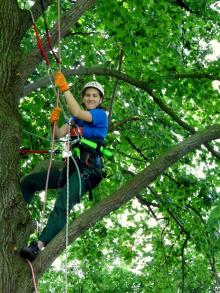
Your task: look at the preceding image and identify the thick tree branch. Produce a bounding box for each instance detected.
[30,124,220,276]
[22,67,220,96]
[23,0,52,32]
[22,67,150,95]
[170,0,193,13]
[109,115,140,131]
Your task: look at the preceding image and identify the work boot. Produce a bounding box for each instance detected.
[20,241,40,261]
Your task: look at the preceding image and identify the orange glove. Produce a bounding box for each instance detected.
[54,71,70,92]
[50,107,62,125]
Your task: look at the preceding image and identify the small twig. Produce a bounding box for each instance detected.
[126,137,149,161]
[108,49,124,124]
[109,116,140,131]
[181,235,189,293]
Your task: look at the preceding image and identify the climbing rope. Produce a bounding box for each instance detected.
[29,1,64,230]
[39,0,61,64]
[26,259,38,293]
[21,4,71,293]
[26,4,84,292]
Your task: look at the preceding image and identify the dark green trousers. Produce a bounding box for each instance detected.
[21,167,88,245]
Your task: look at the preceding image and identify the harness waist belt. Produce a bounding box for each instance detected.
[80,138,113,158]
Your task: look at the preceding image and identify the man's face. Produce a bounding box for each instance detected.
[82,88,102,110]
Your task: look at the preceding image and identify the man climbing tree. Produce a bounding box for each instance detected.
[20,73,108,261]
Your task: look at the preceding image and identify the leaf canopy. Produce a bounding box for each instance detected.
[18,0,220,292]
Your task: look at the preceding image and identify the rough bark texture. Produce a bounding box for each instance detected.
[0,1,35,292]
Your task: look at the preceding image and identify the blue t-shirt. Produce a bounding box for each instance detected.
[71,109,108,141]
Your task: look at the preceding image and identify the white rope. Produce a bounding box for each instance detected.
[62,117,83,293]
[70,154,82,198]
[64,126,82,293]
[40,124,56,232]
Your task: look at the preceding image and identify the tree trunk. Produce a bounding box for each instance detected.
[0,1,35,292]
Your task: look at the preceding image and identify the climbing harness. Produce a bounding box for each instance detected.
[19,137,112,157]
[20,131,112,204]
[80,137,112,158]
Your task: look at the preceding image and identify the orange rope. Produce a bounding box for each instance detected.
[26,259,38,293]
[41,0,62,230]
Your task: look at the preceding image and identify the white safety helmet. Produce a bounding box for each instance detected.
[82,81,104,97]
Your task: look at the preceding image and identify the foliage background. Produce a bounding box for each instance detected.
[18,0,220,292]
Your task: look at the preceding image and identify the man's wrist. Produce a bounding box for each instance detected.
[62,87,70,93]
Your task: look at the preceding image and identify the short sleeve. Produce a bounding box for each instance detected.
[89,109,107,126]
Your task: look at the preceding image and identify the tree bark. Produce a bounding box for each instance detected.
[0,1,36,292]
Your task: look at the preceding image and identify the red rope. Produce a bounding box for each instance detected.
[26,259,38,293]
[40,0,61,64]
[46,31,61,64]
[33,21,50,66]
[19,149,50,154]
